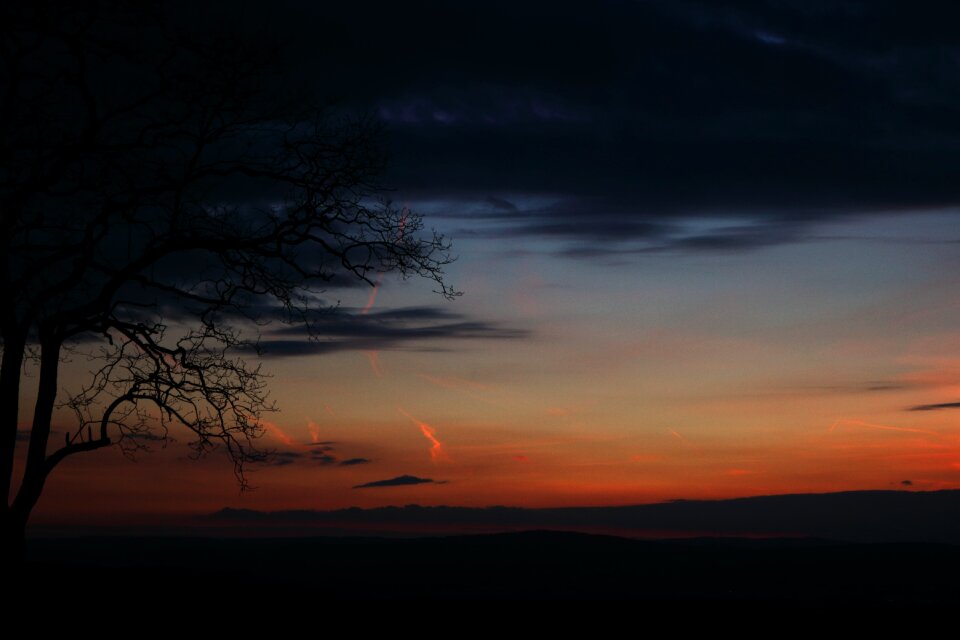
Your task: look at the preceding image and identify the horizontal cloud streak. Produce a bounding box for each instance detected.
[252,306,527,358]
[908,401,960,412]
[339,458,372,466]
[353,475,442,489]
[263,442,365,467]
[448,197,819,256]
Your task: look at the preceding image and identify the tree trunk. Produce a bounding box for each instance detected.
[0,332,25,511]
[9,337,61,554]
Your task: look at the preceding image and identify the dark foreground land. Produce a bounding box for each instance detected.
[19,531,960,610]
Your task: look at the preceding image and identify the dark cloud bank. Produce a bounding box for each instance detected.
[255,0,960,256]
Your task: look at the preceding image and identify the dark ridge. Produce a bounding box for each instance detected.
[205,489,960,543]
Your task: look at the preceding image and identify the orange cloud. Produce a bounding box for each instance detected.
[360,273,385,377]
[360,274,383,315]
[306,419,321,443]
[398,407,448,462]
[258,419,295,447]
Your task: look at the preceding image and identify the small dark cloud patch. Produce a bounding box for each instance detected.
[808,381,910,395]
[908,401,960,412]
[901,480,913,486]
[264,442,370,467]
[310,451,337,465]
[266,451,304,466]
[353,475,443,489]
[339,457,372,466]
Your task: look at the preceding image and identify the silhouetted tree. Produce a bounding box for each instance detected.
[0,1,455,561]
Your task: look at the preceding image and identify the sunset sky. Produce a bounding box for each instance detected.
[27,1,960,524]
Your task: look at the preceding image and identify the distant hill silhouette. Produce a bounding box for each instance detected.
[23,491,960,608]
[208,489,960,542]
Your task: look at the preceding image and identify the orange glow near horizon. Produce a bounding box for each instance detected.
[19,212,960,529]
[14,4,960,550]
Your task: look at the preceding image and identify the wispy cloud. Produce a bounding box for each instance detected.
[828,418,938,436]
[399,407,448,462]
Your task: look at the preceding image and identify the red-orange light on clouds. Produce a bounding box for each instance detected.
[360,273,382,315]
[306,419,321,443]
[398,407,448,462]
[359,272,385,377]
[259,419,295,447]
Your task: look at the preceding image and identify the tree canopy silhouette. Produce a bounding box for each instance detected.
[0,1,455,559]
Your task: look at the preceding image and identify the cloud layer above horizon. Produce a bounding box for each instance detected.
[265,0,960,258]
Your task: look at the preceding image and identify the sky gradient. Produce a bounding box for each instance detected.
[22,0,960,525]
